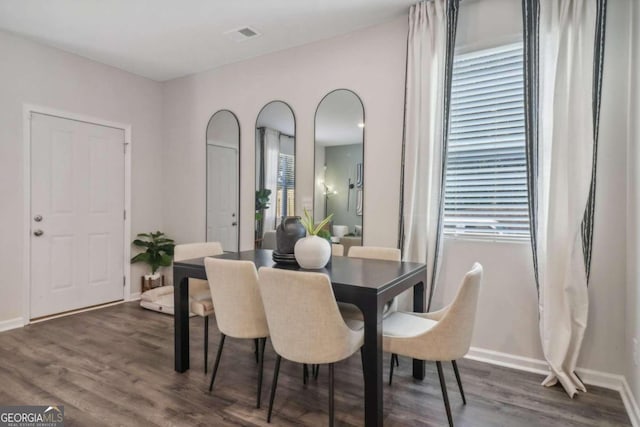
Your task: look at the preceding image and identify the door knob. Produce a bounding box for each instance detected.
[231,222,237,226]
[33,229,44,237]
[34,215,43,222]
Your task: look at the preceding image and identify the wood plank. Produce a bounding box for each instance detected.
[0,302,631,426]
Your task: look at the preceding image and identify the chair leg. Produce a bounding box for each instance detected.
[329,363,335,427]
[209,334,226,392]
[388,353,395,386]
[452,360,466,405]
[436,361,454,427]
[313,364,319,380]
[267,355,282,423]
[204,316,209,374]
[254,338,259,364]
[303,363,309,385]
[393,353,400,367]
[257,338,266,408]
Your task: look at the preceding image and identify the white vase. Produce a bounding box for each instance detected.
[294,235,331,269]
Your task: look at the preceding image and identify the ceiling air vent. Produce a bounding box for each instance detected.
[224,26,261,42]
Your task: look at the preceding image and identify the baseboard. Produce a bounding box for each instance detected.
[621,378,640,427]
[465,346,639,426]
[0,317,24,332]
[127,292,141,301]
[466,346,549,376]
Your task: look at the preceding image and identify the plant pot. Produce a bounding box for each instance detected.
[141,274,165,292]
[277,216,306,254]
[294,236,331,269]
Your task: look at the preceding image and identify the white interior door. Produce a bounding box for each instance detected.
[30,113,125,319]
[207,144,238,251]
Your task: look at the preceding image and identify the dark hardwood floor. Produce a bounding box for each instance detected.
[0,302,630,426]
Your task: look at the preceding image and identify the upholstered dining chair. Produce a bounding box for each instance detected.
[174,242,223,373]
[258,268,364,426]
[204,257,270,408]
[331,244,344,256]
[384,263,483,427]
[338,246,402,321]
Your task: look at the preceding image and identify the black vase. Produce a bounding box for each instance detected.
[276,216,306,255]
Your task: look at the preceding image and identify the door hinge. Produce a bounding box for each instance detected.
[123,143,127,154]
[123,276,126,287]
[123,209,126,220]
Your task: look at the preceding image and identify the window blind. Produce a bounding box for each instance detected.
[443,43,530,240]
[276,153,295,219]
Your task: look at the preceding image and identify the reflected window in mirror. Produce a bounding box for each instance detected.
[314,89,364,251]
[206,110,240,252]
[255,101,296,249]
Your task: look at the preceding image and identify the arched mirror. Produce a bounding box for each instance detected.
[255,101,296,249]
[206,110,240,252]
[314,89,364,254]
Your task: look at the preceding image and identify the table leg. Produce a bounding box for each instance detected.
[413,280,426,380]
[174,271,190,372]
[358,295,384,427]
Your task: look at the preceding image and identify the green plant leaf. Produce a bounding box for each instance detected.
[313,213,333,235]
[159,253,173,267]
[132,239,152,248]
[131,252,150,263]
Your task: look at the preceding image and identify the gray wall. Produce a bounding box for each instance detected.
[324,144,363,233]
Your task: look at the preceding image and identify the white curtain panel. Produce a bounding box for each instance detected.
[263,128,280,232]
[401,0,449,303]
[537,0,597,397]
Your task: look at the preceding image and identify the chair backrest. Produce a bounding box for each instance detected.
[348,246,401,262]
[204,258,269,339]
[174,242,223,262]
[331,244,344,256]
[430,263,483,360]
[258,267,362,364]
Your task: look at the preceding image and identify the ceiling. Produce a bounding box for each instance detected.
[0,0,413,81]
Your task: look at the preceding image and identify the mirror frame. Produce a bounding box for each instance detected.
[313,88,365,243]
[254,100,297,247]
[205,109,241,252]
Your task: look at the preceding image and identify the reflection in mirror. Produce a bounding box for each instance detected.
[255,101,296,249]
[206,110,240,252]
[314,89,364,255]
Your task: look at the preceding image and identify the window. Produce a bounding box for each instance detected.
[443,43,530,240]
[276,153,295,220]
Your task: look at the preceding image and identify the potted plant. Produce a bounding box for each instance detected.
[255,189,271,246]
[131,231,175,291]
[294,209,333,269]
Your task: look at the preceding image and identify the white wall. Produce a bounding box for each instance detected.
[626,0,640,409]
[0,30,164,324]
[162,17,407,249]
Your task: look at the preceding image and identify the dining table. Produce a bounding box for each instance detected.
[173,249,427,427]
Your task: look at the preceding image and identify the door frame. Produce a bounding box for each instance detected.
[22,104,132,325]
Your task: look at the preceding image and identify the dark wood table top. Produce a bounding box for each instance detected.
[173,249,425,295]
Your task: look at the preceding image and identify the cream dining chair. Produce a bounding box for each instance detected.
[384,263,483,427]
[258,267,364,426]
[331,243,344,256]
[336,246,403,370]
[339,246,402,320]
[204,257,270,408]
[174,242,223,373]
